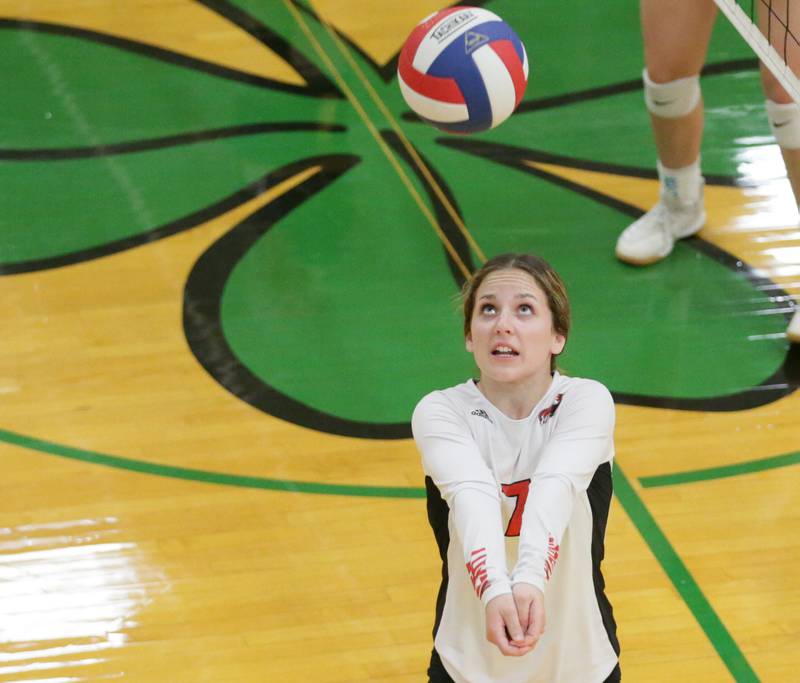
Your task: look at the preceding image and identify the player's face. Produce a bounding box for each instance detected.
[466,269,565,386]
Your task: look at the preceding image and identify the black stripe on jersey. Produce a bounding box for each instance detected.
[425,476,451,639]
[587,462,621,658]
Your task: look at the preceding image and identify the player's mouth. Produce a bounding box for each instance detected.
[491,343,519,357]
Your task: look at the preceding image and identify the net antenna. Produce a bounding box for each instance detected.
[714,0,800,103]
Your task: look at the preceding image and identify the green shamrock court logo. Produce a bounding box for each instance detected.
[1,0,796,440]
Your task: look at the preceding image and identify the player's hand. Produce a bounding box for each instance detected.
[512,582,545,645]
[485,593,536,657]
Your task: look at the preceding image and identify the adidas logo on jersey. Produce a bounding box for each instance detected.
[538,393,563,424]
[470,408,492,423]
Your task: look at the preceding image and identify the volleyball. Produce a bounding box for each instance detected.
[398,6,528,134]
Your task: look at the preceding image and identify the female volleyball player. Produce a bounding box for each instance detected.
[615,0,800,343]
[412,253,621,683]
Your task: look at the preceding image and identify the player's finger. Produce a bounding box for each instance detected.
[526,595,546,641]
[502,603,525,644]
[487,627,523,656]
[486,613,511,651]
[502,639,535,657]
[513,591,531,632]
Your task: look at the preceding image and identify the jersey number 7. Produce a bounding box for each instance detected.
[501,478,531,537]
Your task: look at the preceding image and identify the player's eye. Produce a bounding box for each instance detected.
[480,303,496,314]
[518,304,533,315]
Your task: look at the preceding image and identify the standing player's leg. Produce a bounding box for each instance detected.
[758,0,800,342]
[760,0,800,200]
[615,0,718,265]
[762,67,800,342]
[762,66,800,199]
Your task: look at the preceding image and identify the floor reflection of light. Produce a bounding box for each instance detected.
[2,543,144,640]
[761,246,800,265]
[734,136,788,182]
[0,518,163,681]
[731,138,799,231]
[747,332,788,341]
[0,658,105,676]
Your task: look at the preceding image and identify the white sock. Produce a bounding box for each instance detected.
[658,158,703,206]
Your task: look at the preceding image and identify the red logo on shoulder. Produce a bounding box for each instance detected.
[538,393,563,424]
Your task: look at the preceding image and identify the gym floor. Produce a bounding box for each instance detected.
[1,1,798,681]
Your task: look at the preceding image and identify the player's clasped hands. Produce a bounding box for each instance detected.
[485,583,545,657]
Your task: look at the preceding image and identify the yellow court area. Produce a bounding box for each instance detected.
[2,1,800,682]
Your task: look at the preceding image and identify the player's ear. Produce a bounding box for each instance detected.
[465,333,473,353]
[551,333,566,356]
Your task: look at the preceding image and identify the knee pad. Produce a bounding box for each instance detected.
[766,99,800,149]
[643,69,701,118]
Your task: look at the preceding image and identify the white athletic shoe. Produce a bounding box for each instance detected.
[615,186,706,266]
[788,308,800,344]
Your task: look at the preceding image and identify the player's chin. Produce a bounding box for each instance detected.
[484,353,523,370]
[483,364,527,383]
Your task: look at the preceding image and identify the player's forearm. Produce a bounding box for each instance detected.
[511,474,574,590]
[452,485,512,604]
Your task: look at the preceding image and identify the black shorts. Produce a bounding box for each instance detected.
[427,648,622,682]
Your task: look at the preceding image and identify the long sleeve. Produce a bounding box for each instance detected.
[511,381,615,592]
[412,393,512,605]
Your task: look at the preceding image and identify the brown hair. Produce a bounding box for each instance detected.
[462,253,571,372]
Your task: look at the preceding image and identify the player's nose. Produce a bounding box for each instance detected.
[494,309,513,333]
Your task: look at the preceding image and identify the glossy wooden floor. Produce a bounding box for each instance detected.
[2,2,800,682]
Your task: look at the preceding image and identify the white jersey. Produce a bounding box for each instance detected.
[411,372,619,683]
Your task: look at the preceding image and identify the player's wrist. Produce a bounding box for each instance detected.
[510,574,545,593]
[481,580,512,606]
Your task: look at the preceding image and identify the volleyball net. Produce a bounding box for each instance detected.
[714,0,800,102]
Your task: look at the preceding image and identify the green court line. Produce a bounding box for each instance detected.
[0,427,425,499]
[613,465,758,681]
[640,450,800,488]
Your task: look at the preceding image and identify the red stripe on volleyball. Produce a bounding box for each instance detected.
[398,11,464,105]
[398,60,464,104]
[490,40,527,108]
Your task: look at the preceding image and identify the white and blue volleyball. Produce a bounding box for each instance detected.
[398,6,528,134]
